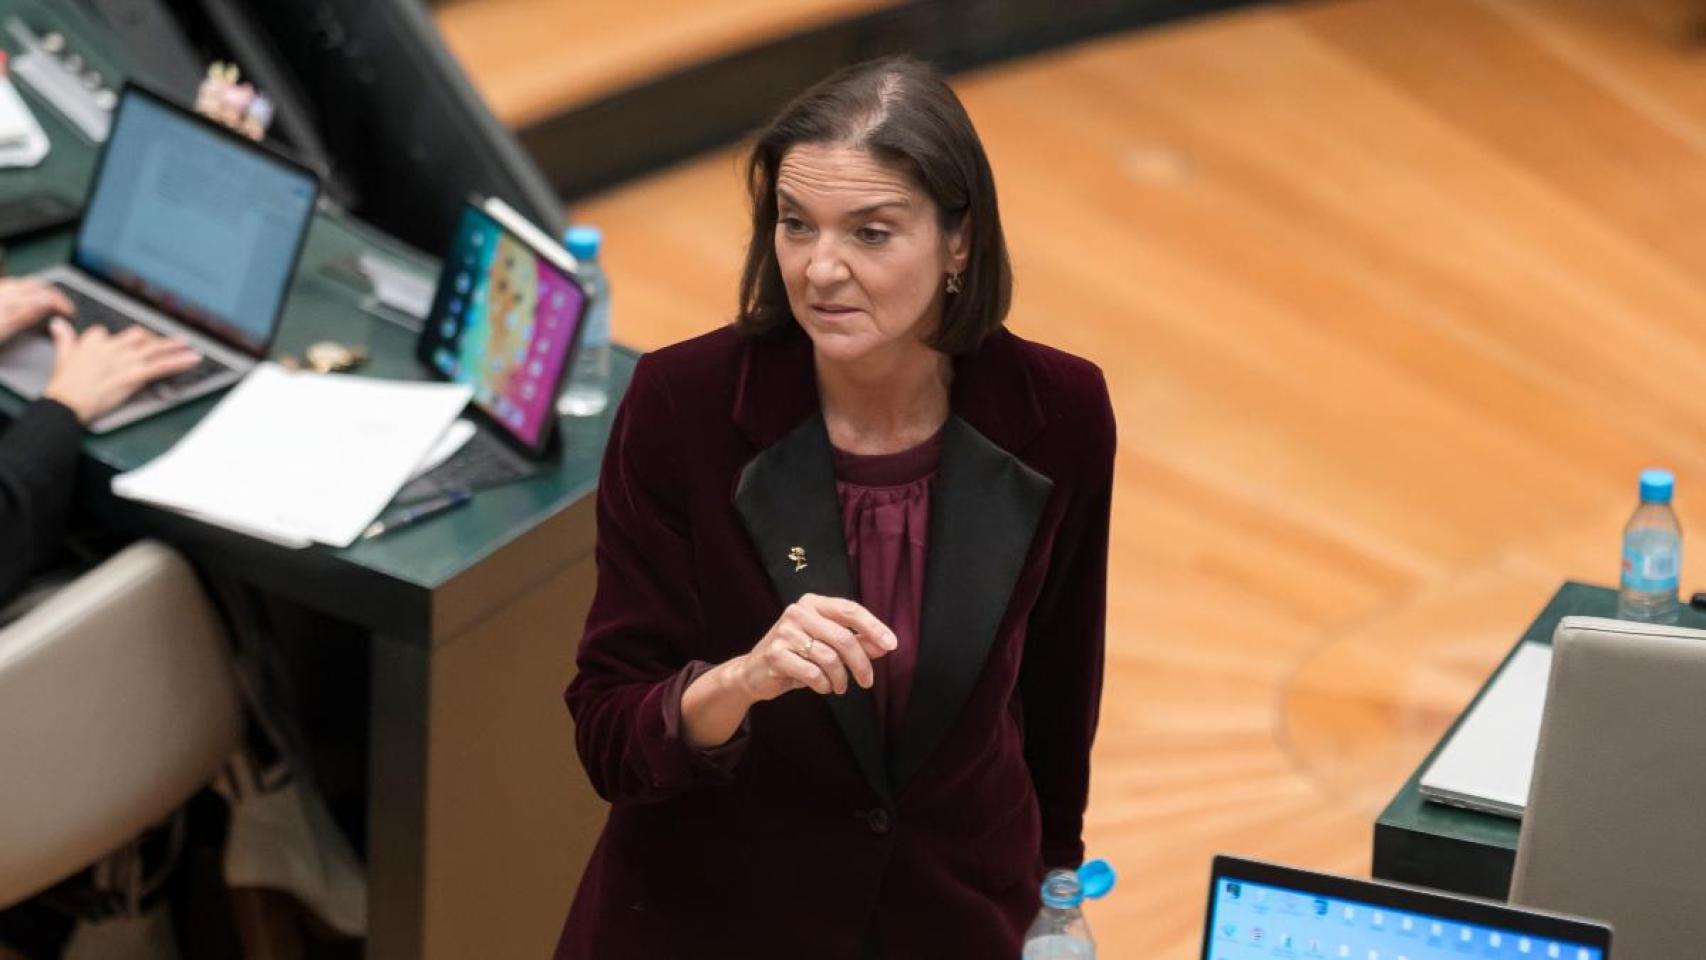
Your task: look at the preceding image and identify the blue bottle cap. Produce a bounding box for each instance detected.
[563,225,602,261]
[1077,859,1116,900]
[1640,468,1675,505]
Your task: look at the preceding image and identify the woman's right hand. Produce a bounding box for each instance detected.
[682,595,899,749]
[42,317,201,425]
[734,593,898,702]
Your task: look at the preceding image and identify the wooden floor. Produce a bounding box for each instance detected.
[463,0,1706,955]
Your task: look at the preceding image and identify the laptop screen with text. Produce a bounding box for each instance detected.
[73,86,317,355]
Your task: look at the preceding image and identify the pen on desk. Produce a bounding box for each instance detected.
[362,490,471,540]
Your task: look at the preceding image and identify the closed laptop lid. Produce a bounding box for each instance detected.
[1204,855,1611,960]
[72,83,319,357]
[1417,641,1553,818]
[1512,616,1706,960]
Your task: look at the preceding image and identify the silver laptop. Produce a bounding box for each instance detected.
[1418,641,1554,819]
[1512,616,1706,960]
[0,83,318,432]
[1203,855,1611,960]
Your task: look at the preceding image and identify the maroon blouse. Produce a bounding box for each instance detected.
[830,427,944,741]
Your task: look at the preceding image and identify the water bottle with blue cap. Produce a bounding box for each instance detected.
[558,224,611,417]
[1022,858,1115,959]
[1618,468,1682,624]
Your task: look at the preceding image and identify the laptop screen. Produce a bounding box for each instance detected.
[73,86,318,356]
[418,202,587,451]
[1205,858,1609,960]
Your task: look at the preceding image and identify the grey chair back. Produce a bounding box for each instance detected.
[0,541,242,907]
[1512,615,1706,960]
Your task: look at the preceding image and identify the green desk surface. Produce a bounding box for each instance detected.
[0,3,116,215]
[1372,581,1706,899]
[0,0,630,639]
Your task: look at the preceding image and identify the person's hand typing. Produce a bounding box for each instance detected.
[42,318,201,425]
[0,278,74,345]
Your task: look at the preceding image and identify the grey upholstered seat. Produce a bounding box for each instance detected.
[0,540,242,908]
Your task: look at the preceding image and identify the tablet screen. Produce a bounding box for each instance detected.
[420,203,587,451]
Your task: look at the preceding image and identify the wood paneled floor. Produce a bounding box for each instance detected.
[511,0,1706,954]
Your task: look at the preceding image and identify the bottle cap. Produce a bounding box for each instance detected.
[1077,858,1116,899]
[1640,468,1675,505]
[563,225,601,261]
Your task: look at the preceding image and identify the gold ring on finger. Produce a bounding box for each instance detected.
[800,635,815,656]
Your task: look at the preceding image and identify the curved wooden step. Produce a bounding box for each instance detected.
[434,0,902,129]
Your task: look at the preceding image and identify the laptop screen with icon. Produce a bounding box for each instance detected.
[417,200,587,453]
[1203,857,1609,960]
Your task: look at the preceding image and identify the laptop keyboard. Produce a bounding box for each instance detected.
[55,283,137,335]
[52,283,232,393]
[394,430,544,503]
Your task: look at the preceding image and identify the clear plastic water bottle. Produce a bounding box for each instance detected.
[1023,859,1115,960]
[557,224,610,417]
[1618,468,1682,624]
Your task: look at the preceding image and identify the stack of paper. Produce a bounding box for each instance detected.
[113,364,472,548]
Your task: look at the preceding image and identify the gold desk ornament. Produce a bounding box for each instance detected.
[304,340,370,374]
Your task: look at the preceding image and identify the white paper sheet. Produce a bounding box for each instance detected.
[113,364,472,548]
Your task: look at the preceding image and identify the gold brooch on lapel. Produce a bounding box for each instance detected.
[787,546,808,573]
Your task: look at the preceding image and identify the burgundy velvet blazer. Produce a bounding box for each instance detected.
[556,322,1115,959]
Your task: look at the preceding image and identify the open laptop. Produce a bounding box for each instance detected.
[1203,855,1611,960]
[393,196,588,503]
[1512,616,1706,959]
[1417,641,1554,819]
[0,83,318,433]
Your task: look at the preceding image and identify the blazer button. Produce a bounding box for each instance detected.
[863,808,891,834]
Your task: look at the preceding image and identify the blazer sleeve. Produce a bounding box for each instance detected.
[565,356,750,804]
[0,398,82,607]
[1019,367,1116,870]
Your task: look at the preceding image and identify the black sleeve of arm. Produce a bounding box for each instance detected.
[0,398,82,606]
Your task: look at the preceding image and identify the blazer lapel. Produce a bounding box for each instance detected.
[891,415,1053,792]
[728,323,1054,801]
[734,413,892,803]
